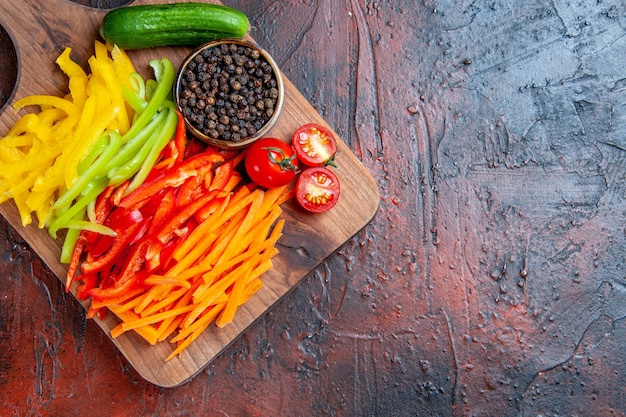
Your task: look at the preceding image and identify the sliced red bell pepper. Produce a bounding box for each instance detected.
[118,152,224,209]
[146,236,165,264]
[195,196,227,223]
[147,188,176,236]
[155,240,179,272]
[152,141,178,171]
[81,218,146,274]
[75,272,98,300]
[176,163,214,208]
[94,185,116,222]
[66,231,87,291]
[88,240,150,302]
[209,160,234,192]
[184,136,209,159]
[111,181,130,206]
[84,233,115,259]
[155,190,218,245]
[174,110,187,163]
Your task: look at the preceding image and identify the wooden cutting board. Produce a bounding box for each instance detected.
[0,0,379,387]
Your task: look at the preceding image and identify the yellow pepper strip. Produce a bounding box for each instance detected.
[56,47,87,79]
[13,95,79,120]
[94,40,109,63]
[12,190,33,227]
[110,45,136,92]
[56,48,88,108]
[2,113,45,147]
[7,169,45,201]
[95,55,131,134]
[63,102,121,190]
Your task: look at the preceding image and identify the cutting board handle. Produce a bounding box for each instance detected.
[0,24,18,112]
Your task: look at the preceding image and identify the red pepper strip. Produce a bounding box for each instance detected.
[75,272,98,300]
[84,233,115,258]
[90,283,148,310]
[78,184,117,251]
[195,196,227,223]
[66,231,87,291]
[145,237,164,271]
[106,187,160,229]
[152,141,179,171]
[95,185,116,222]
[88,241,150,303]
[156,191,218,245]
[129,218,151,246]
[157,235,185,272]
[86,305,106,320]
[118,152,224,209]
[174,110,187,163]
[176,163,213,208]
[107,207,144,229]
[147,189,176,236]
[184,137,209,159]
[144,228,186,272]
[209,159,233,192]
[111,181,130,206]
[81,219,146,274]
[142,159,170,185]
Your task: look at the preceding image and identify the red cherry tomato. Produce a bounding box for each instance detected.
[295,166,340,213]
[245,137,299,188]
[291,123,338,167]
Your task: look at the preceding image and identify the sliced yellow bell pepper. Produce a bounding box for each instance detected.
[56,47,88,108]
[0,43,138,227]
[13,95,79,120]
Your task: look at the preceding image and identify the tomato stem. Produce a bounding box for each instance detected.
[263,146,299,172]
[323,150,340,168]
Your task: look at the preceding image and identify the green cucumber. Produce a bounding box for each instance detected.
[99,3,250,50]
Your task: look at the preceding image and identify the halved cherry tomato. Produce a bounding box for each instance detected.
[291,123,338,167]
[245,137,299,188]
[295,166,340,213]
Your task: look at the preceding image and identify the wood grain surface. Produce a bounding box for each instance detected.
[0,0,378,387]
[2,0,626,416]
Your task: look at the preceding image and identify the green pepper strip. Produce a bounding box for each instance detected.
[52,131,122,215]
[49,176,109,238]
[121,73,147,113]
[77,134,109,175]
[126,101,179,193]
[105,107,168,182]
[60,224,82,265]
[65,219,116,236]
[109,103,177,188]
[120,59,174,144]
[145,79,158,103]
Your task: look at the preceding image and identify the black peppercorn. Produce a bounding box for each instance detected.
[178,42,279,143]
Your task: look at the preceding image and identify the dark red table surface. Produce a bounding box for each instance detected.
[2,1,625,416]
